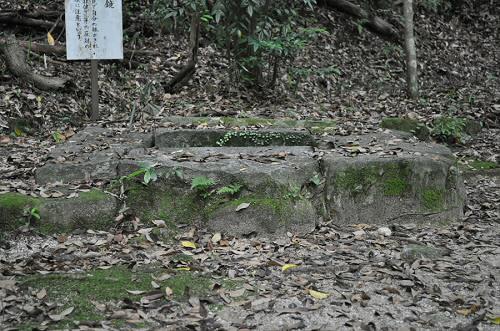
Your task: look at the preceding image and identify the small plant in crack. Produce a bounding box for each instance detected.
[191,176,216,198]
[216,184,243,196]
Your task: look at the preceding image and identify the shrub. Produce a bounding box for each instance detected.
[431,116,467,144]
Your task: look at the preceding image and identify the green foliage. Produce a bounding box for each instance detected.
[285,184,303,200]
[143,0,323,87]
[52,131,64,143]
[121,164,158,186]
[216,130,308,147]
[216,184,243,195]
[431,116,467,144]
[191,176,216,192]
[29,207,40,220]
[212,0,321,86]
[144,0,208,34]
[309,173,322,186]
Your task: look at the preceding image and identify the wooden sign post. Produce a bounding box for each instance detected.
[65,0,123,121]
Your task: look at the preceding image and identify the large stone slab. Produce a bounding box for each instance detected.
[36,127,153,184]
[321,135,465,225]
[118,147,321,236]
[23,124,467,236]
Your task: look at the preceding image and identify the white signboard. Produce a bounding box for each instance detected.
[65,0,123,60]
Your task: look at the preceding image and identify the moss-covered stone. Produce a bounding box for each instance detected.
[126,182,201,227]
[0,193,39,210]
[401,244,448,261]
[382,163,410,196]
[1,190,118,234]
[37,191,118,234]
[215,130,315,147]
[223,196,288,217]
[384,178,408,196]
[334,162,411,198]
[0,193,40,231]
[162,116,336,134]
[380,117,430,140]
[79,189,110,202]
[220,117,274,127]
[335,167,378,196]
[421,189,445,211]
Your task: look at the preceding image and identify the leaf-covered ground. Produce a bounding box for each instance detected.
[0,172,499,330]
[0,1,499,329]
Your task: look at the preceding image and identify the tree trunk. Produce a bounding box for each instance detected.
[0,35,69,90]
[403,0,418,99]
[165,14,200,92]
[318,0,401,44]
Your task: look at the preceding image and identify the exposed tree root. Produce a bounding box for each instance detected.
[0,39,161,58]
[0,35,69,90]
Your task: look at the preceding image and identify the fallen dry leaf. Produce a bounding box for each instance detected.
[309,289,329,300]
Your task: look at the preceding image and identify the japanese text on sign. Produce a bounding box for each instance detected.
[65,0,123,60]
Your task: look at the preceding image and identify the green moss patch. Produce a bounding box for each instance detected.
[335,163,411,198]
[0,193,39,209]
[421,189,445,211]
[20,266,226,329]
[0,193,40,231]
[468,160,497,170]
[382,163,410,196]
[126,184,200,225]
[215,130,314,147]
[21,265,156,328]
[384,178,408,196]
[335,167,378,196]
[163,271,212,299]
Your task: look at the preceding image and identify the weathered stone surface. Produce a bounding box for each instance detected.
[0,190,118,233]
[322,145,465,225]
[160,116,336,134]
[119,147,319,194]
[36,151,119,184]
[155,129,315,148]
[38,190,118,232]
[35,127,152,184]
[380,117,430,141]
[208,198,317,236]
[401,244,450,261]
[27,124,467,236]
[119,147,321,235]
